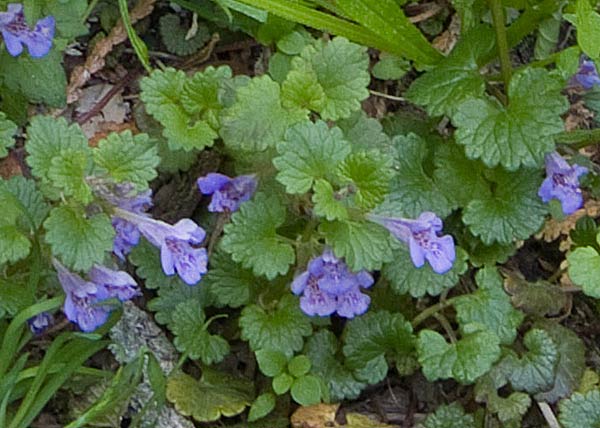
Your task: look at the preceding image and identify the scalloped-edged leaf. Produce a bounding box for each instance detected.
[221,193,295,279]
[273,120,350,194]
[159,14,210,56]
[567,230,600,298]
[454,267,524,345]
[289,37,370,120]
[93,131,159,190]
[382,246,468,298]
[312,179,350,221]
[166,370,254,422]
[319,219,395,272]
[424,403,475,428]
[0,225,30,264]
[0,112,16,157]
[559,390,600,428]
[44,206,114,272]
[171,301,229,365]
[239,295,312,357]
[0,176,50,229]
[417,329,501,384]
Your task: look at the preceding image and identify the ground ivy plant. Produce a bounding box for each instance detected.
[3,0,600,427]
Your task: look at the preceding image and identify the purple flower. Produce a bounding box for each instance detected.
[197,173,257,212]
[0,4,54,58]
[113,208,208,285]
[54,260,139,332]
[573,58,600,90]
[369,212,456,274]
[291,249,373,318]
[539,152,588,215]
[28,312,53,335]
[109,189,153,260]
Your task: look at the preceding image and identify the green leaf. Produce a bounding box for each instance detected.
[336,150,394,210]
[140,67,217,151]
[334,0,442,66]
[319,219,394,271]
[504,277,567,317]
[272,373,293,395]
[47,149,93,203]
[277,29,313,55]
[417,329,501,384]
[288,355,311,378]
[534,320,585,403]
[575,0,600,61]
[182,65,232,121]
[0,176,49,229]
[462,167,547,245]
[128,240,187,290]
[290,375,321,406]
[273,120,351,194]
[171,301,229,365]
[382,247,468,298]
[305,330,366,402]
[248,393,276,422]
[256,349,289,377]
[336,111,392,154]
[567,231,600,298]
[452,68,568,170]
[203,250,266,308]
[371,53,410,80]
[43,0,89,38]
[239,295,312,357]
[94,131,159,190]
[559,390,600,428]
[453,267,524,345]
[0,49,67,107]
[406,28,494,117]
[26,116,89,184]
[0,277,34,316]
[280,69,326,112]
[0,225,31,264]
[375,134,451,218]
[475,370,532,424]
[312,179,350,221]
[290,37,370,120]
[501,329,558,393]
[147,279,212,327]
[166,370,253,422]
[424,403,475,428]
[0,112,16,158]
[44,206,114,272]
[221,193,295,279]
[220,75,307,151]
[343,311,415,379]
[535,15,561,60]
[159,14,210,56]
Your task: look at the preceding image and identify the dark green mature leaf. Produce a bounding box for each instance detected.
[452,68,568,170]
[534,321,585,403]
[574,0,600,61]
[343,311,416,381]
[289,37,370,120]
[222,193,295,279]
[44,206,114,272]
[502,329,558,394]
[166,370,254,422]
[204,250,267,308]
[406,27,494,117]
[248,393,276,422]
[567,231,600,298]
[94,131,159,190]
[505,277,567,317]
[383,247,468,298]
[305,330,366,402]
[336,111,392,154]
[273,120,351,194]
[475,370,532,424]
[220,75,307,151]
[290,375,322,406]
[417,328,501,384]
[462,167,547,245]
[171,301,229,365]
[0,176,49,229]
[454,267,524,345]
[0,112,16,158]
[43,0,88,38]
[375,134,451,218]
[371,53,410,80]
[0,225,30,264]
[424,403,475,428]
[239,295,312,357]
[159,14,210,56]
[147,279,212,327]
[319,219,395,271]
[256,349,288,377]
[559,390,600,428]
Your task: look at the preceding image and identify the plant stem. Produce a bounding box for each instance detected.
[489,0,512,94]
[433,313,457,344]
[555,128,600,149]
[411,297,457,328]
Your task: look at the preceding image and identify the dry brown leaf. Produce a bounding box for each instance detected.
[537,200,600,244]
[345,413,399,428]
[0,152,22,179]
[564,100,594,132]
[291,404,339,428]
[66,0,157,104]
[432,14,460,54]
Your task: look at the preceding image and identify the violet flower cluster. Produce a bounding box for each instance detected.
[573,58,600,90]
[54,259,139,332]
[538,152,588,215]
[369,211,456,274]
[197,173,257,213]
[292,249,373,318]
[28,312,53,335]
[0,3,54,58]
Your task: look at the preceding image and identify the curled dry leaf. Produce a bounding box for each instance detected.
[66,0,157,104]
[291,404,339,428]
[537,200,600,245]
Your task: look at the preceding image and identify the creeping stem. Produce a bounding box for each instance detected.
[489,0,512,96]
